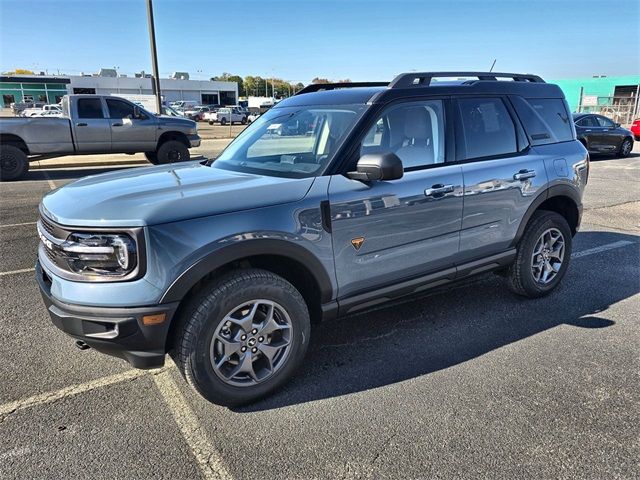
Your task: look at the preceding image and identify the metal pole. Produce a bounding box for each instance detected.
[146,0,162,114]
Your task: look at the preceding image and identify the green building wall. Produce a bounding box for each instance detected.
[0,81,68,107]
[549,75,640,112]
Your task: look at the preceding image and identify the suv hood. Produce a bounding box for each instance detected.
[41,161,315,227]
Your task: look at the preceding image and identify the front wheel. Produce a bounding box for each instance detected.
[619,138,633,158]
[220,118,227,126]
[506,210,572,298]
[172,269,310,406]
[155,140,190,164]
[0,144,29,181]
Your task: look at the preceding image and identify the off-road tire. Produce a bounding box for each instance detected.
[171,268,311,406]
[506,210,572,298]
[0,144,29,181]
[155,140,190,164]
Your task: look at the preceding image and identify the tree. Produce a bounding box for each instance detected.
[311,77,331,84]
[2,68,35,75]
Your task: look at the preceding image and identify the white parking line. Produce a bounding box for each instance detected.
[42,171,56,190]
[0,369,147,418]
[152,368,233,480]
[0,267,35,277]
[0,221,36,228]
[571,240,635,258]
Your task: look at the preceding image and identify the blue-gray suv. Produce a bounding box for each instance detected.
[36,72,589,406]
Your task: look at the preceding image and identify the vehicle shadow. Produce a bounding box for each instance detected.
[237,230,639,412]
[589,151,639,161]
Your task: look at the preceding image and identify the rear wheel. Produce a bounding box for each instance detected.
[0,144,29,181]
[144,151,158,164]
[172,269,310,406]
[506,210,572,298]
[155,140,190,164]
[619,138,633,157]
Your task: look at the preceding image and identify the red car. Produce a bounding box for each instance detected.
[631,118,640,141]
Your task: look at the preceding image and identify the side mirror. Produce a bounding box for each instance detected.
[615,122,621,128]
[347,152,403,181]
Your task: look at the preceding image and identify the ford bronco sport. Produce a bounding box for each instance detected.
[36,72,589,406]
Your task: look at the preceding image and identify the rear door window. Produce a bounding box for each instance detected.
[457,97,517,159]
[77,98,104,119]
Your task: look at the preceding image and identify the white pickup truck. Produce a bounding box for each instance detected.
[204,107,247,125]
[21,104,63,117]
[0,95,200,181]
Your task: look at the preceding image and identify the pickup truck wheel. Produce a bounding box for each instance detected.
[220,118,227,126]
[0,145,29,181]
[156,140,190,164]
[241,117,247,125]
[506,210,572,298]
[172,268,310,406]
[144,152,159,164]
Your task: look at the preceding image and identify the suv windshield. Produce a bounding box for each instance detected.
[213,104,366,178]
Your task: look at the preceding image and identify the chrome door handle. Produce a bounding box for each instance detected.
[111,122,123,127]
[513,169,536,181]
[425,184,454,196]
[585,129,592,132]
[76,122,87,127]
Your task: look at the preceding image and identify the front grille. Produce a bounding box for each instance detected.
[40,215,55,235]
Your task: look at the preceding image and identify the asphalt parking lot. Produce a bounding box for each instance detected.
[0,151,638,479]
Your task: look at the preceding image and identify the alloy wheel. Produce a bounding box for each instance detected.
[531,227,565,284]
[210,299,293,387]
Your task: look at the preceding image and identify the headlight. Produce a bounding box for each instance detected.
[64,233,137,276]
[38,218,141,281]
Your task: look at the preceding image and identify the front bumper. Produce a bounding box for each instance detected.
[188,134,201,148]
[36,261,179,369]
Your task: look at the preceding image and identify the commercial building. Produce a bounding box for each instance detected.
[551,75,640,124]
[0,72,238,108]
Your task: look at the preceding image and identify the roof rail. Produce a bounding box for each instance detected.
[389,72,545,88]
[295,82,388,96]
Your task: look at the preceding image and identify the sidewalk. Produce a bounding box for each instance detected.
[30,138,234,170]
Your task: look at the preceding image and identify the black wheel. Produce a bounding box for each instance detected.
[155,140,190,164]
[619,138,633,158]
[0,144,29,181]
[144,151,159,164]
[171,269,310,406]
[220,118,227,126]
[506,211,572,298]
[208,121,214,126]
[241,117,247,125]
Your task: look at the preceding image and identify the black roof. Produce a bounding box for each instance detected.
[278,71,565,108]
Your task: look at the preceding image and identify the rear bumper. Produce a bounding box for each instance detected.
[36,261,179,369]
[188,134,201,148]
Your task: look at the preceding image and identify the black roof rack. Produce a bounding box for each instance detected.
[389,71,545,88]
[295,82,388,96]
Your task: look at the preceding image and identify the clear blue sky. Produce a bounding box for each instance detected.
[1,0,638,83]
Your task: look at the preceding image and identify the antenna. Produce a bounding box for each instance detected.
[489,59,497,72]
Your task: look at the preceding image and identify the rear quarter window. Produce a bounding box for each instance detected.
[511,96,573,145]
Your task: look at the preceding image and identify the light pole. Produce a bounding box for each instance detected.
[146,0,162,113]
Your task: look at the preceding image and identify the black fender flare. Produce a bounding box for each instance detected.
[159,239,334,304]
[511,185,582,246]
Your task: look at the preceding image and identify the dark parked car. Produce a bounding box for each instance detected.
[573,113,634,157]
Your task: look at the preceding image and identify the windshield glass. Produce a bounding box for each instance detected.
[213,104,366,178]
